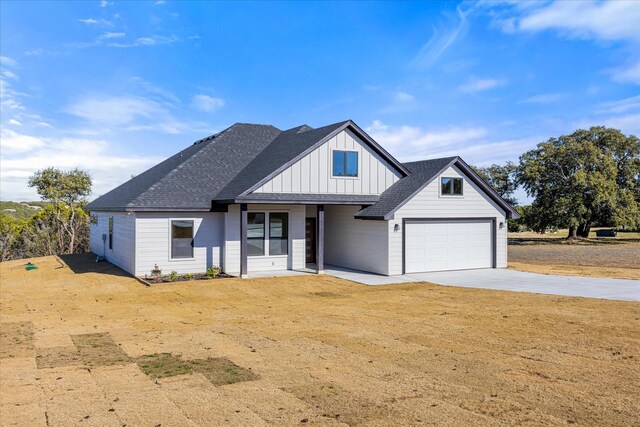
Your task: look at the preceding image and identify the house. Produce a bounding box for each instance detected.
[85,120,519,278]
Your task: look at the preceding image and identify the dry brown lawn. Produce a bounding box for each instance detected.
[508,232,640,280]
[1,255,639,426]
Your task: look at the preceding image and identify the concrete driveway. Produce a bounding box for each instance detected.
[406,269,640,302]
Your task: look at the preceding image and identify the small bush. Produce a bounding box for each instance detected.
[206,266,220,278]
[167,271,179,282]
[183,273,192,280]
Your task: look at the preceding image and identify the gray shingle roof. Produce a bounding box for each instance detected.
[86,123,281,211]
[355,156,519,219]
[355,157,458,219]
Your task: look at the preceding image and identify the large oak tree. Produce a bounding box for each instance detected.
[518,127,640,238]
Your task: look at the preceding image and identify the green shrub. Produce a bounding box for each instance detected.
[206,266,220,278]
[167,271,179,282]
[183,273,192,281]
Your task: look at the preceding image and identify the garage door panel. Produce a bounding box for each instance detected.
[405,220,493,273]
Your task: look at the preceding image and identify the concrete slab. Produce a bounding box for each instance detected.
[407,269,640,302]
[321,265,420,286]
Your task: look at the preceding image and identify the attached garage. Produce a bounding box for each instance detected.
[403,218,495,274]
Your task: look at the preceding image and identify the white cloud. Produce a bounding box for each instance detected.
[191,94,225,112]
[99,0,111,7]
[65,94,211,135]
[99,32,126,39]
[597,95,640,114]
[411,6,469,69]
[515,1,640,43]
[0,128,163,201]
[66,95,163,127]
[520,93,566,104]
[458,78,504,93]
[609,60,640,85]
[0,56,17,67]
[79,18,98,25]
[8,119,22,126]
[2,70,18,80]
[107,34,183,48]
[366,119,536,166]
[378,90,419,114]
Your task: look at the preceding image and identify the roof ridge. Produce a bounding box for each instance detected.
[125,124,238,207]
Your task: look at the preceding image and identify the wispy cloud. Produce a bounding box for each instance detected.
[191,94,225,112]
[99,32,125,39]
[596,95,640,115]
[366,119,534,165]
[0,56,18,67]
[515,1,640,43]
[520,93,566,104]
[411,6,469,70]
[458,77,504,93]
[608,60,640,85]
[378,90,420,114]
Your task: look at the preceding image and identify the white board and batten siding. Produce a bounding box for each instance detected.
[134,212,223,277]
[325,205,389,275]
[254,130,402,195]
[388,165,508,275]
[89,211,135,275]
[223,204,305,276]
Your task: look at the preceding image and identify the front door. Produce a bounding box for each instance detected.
[305,218,316,263]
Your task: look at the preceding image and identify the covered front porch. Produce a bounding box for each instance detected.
[238,203,329,278]
[225,201,389,279]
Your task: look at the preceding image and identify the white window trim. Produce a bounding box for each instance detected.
[168,218,196,262]
[330,149,360,179]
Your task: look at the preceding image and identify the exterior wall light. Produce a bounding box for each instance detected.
[394,223,400,232]
[499,222,505,229]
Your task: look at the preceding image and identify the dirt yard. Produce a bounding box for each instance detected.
[1,255,639,426]
[508,234,640,280]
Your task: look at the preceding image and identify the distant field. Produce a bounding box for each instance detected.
[508,228,640,279]
[0,201,48,220]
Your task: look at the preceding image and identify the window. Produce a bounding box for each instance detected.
[269,213,288,255]
[108,217,113,250]
[171,220,194,259]
[247,213,265,256]
[332,150,358,177]
[441,177,463,196]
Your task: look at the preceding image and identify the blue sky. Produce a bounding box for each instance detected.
[1,0,639,202]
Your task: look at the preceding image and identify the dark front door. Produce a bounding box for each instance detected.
[305,218,316,263]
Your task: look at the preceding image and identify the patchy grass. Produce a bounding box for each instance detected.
[136,353,257,385]
[36,346,83,369]
[71,332,131,367]
[509,261,640,280]
[0,321,34,358]
[1,255,639,426]
[136,353,192,378]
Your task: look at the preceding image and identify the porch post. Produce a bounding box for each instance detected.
[316,204,324,274]
[240,203,248,279]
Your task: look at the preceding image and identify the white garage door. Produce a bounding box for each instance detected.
[405,220,493,273]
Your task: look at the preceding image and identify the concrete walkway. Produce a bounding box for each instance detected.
[321,266,639,302]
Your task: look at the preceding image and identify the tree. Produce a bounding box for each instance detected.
[28,167,92,254]
[518,127,640,238]
[0,213,25,261]
[473,162,518,205]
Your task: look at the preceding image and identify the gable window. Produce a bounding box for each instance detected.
[441,177,463,196]
[332,150,358,177]
[108,217,113,250]
[248,213,265,256]
[269,213,288,255]
[171,220,194,259]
